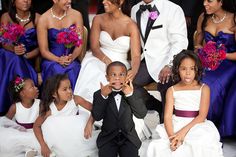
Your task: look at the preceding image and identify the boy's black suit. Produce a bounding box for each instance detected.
[92,90,147,156]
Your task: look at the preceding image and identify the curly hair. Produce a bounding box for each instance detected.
[172,50,203,84]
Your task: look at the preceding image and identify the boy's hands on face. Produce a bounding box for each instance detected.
[100,82,112,97]
[122,79,133,95]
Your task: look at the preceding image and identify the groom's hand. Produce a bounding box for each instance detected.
[158,65,172,84]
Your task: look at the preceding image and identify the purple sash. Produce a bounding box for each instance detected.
[174,109,199,118]
[16,120,34,129]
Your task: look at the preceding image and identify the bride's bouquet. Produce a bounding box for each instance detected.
[198,41,226,71]
[0,23,25,46]
[56,25,83,55]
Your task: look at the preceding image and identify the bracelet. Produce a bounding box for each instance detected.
[194,45,202,49]
[102,55,107,62]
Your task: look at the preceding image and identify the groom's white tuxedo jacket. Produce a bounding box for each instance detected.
[131,0,188,82]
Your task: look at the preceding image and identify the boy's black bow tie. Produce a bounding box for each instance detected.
[139,4,152,12]
[112,91,123,96]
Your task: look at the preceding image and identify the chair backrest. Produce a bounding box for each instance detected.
[35,55,41,73]
[78,26,88,62]
[193,30,197,45]
[193,30,205,47]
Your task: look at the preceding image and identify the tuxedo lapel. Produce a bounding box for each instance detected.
[136,9,145,43]
[144,5,159,44]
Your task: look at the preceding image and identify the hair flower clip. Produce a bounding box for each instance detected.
[14,76,24,92]
[149,11,159,20]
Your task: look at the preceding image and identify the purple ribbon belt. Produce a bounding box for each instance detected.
[174,109,199,117]
[16,121,34,129]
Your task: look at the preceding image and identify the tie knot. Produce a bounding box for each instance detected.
[112,91,123,96]
[139,4,152,12]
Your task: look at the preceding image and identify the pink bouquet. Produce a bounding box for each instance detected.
[198,41,226,71]
[56,25,83,55]
[0,23,25,45]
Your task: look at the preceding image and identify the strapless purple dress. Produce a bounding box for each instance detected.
[202,31,236,137]
[0,28,38,113]
[41,28,81,90]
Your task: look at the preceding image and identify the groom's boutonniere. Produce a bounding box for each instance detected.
[149,11,158,20]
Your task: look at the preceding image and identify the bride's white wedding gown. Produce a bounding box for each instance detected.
[74,31,152,140]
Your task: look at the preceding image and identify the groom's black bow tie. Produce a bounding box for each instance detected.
[139,4,152,12]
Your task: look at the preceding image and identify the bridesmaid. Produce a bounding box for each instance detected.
[0,0,40,114]
[37,0,83,90]
[195,0,236,137]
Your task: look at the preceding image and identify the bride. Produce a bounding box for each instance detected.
[74,0,152,140]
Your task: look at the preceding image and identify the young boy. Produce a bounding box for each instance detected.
[92,61,147,157]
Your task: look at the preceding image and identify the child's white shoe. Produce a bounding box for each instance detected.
[25,149,38,157]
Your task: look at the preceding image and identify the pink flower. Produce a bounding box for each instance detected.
[198,41,226,71]
[14,76,24,92]
[56,25,83,55]
[0,23,24,45]
[56,25,82,48]
[149,11,158,20]
[15,77,21,84]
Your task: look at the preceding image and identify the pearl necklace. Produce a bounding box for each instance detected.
[211,13,227,24]
[15,13,31,23]
[50,8,67,20]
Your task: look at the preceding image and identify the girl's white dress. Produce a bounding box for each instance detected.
[41,99,99,157]
[147,85,224,157]
[0,99,40,157]
[74,31,151,140]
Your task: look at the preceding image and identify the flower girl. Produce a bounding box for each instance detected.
[147,50,223,157]
[34,74,98,157]
[0,76,40,156]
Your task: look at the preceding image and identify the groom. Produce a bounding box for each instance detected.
[131,0,188,122]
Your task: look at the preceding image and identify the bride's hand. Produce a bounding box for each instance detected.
[102,56,112,65]
[126,70,136,81]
